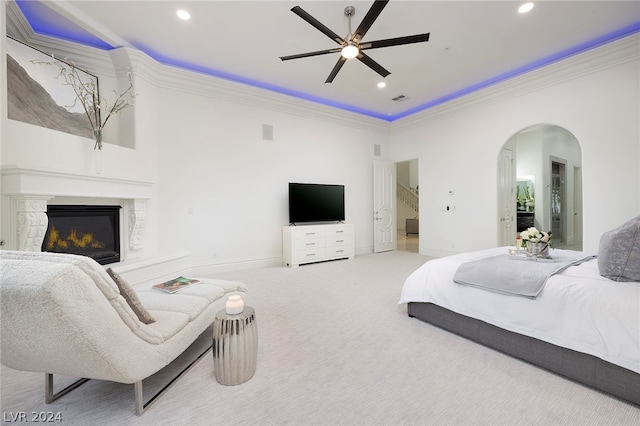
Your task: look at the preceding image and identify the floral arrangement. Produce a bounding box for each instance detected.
[519,227,552,247]
[32,57,135,150]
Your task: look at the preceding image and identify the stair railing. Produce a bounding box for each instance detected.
[397,183,419,214]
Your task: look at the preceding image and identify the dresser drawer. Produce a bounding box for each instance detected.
[325,246,353,258]
[290,228,326,239]
[293,238,325,251]
[324,226,353,238]
[325,234,353,248]
[292,248,327,263]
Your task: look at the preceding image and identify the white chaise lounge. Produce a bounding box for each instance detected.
[0,250,247,415]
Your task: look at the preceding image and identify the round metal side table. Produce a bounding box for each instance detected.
[212,306,258,385]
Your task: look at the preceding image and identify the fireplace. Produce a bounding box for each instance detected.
[42,205,121,265]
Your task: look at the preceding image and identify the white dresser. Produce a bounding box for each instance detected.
[283,223,354,267]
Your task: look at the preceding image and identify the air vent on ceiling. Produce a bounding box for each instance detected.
[392,94,408,102]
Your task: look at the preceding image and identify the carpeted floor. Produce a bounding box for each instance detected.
[1,250,638,425]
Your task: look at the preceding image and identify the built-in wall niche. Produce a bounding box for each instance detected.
[42,205,121,265]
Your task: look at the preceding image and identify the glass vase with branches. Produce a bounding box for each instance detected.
[32,57,135,149]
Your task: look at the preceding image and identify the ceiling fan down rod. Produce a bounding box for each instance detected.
[344,6,355,42]
[341,5,360,59]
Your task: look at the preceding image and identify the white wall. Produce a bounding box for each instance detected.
[388,35,639,255]
[151,78,387,272]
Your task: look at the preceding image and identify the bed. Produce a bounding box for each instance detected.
[399,246,640,406]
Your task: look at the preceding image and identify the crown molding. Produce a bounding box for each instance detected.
[5,0,31,40]
[391,33,640,130]
[5,1,115,77]
[123,47,389,133]
[37,0,132,49]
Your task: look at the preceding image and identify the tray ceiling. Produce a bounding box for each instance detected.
[7,0,640,121]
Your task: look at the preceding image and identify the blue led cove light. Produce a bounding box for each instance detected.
[14,1,640,122]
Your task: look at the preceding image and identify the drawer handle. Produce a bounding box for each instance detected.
[305,233,316,236]
[306,253,316,257]
[336,230,344,233]
[336,250,344,253]
[306,243,315,246]
[336,240,344,243]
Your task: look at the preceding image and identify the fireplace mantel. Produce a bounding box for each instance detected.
[1,166,154,257]
[1,166,154,199]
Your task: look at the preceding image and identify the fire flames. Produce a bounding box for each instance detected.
[46,226,105,250]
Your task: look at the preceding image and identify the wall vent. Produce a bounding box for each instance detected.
[262,124,274,141]
[392,94,408,102]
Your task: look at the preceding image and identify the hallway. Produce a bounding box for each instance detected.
[397,232,419,253]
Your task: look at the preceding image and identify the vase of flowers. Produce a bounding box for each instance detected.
[519,227,552,258]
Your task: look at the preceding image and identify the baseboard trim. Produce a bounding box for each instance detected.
[422,248,459,258]
[192,256,283,276]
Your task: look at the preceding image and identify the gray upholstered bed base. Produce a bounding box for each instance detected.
[407,302,640,407]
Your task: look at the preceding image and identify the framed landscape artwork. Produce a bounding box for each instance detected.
[6,36,98,139]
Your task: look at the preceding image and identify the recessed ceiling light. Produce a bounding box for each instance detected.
[177,9,191,20]
[518,3,534,14]
[377,81,386,88]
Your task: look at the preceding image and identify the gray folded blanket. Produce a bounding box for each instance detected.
[453,253,596,298]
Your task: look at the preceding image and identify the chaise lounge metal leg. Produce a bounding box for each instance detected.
[45,374,90,404]
[45,344,211,415]
[134,345,212,416]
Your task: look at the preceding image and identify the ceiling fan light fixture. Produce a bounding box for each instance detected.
[341,43,359,59]
[176,9,191,20]
[518,3,534,14]
[281,2,430,83]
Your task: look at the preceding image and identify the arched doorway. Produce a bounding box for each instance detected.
[498,124,583,250]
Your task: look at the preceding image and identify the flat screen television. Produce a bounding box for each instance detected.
[288,183,345,224]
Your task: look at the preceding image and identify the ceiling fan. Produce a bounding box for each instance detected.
[279,0,430,83]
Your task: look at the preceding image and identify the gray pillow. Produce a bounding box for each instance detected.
[107,268,156,324]
[597,216,640,282]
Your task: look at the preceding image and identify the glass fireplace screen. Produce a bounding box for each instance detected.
[42,205,121,265]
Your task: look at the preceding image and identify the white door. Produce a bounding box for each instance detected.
[373,159,396,252]
[498,147,516,245]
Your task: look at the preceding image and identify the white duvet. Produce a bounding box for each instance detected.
[399,247,640,374]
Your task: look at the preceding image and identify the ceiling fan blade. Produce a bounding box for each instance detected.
[359,33,430,50]
[291,6,345,45]
[325,57,347,83]
[351,0,389,44]
[280,47,342,61]
[356,52,391,78]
